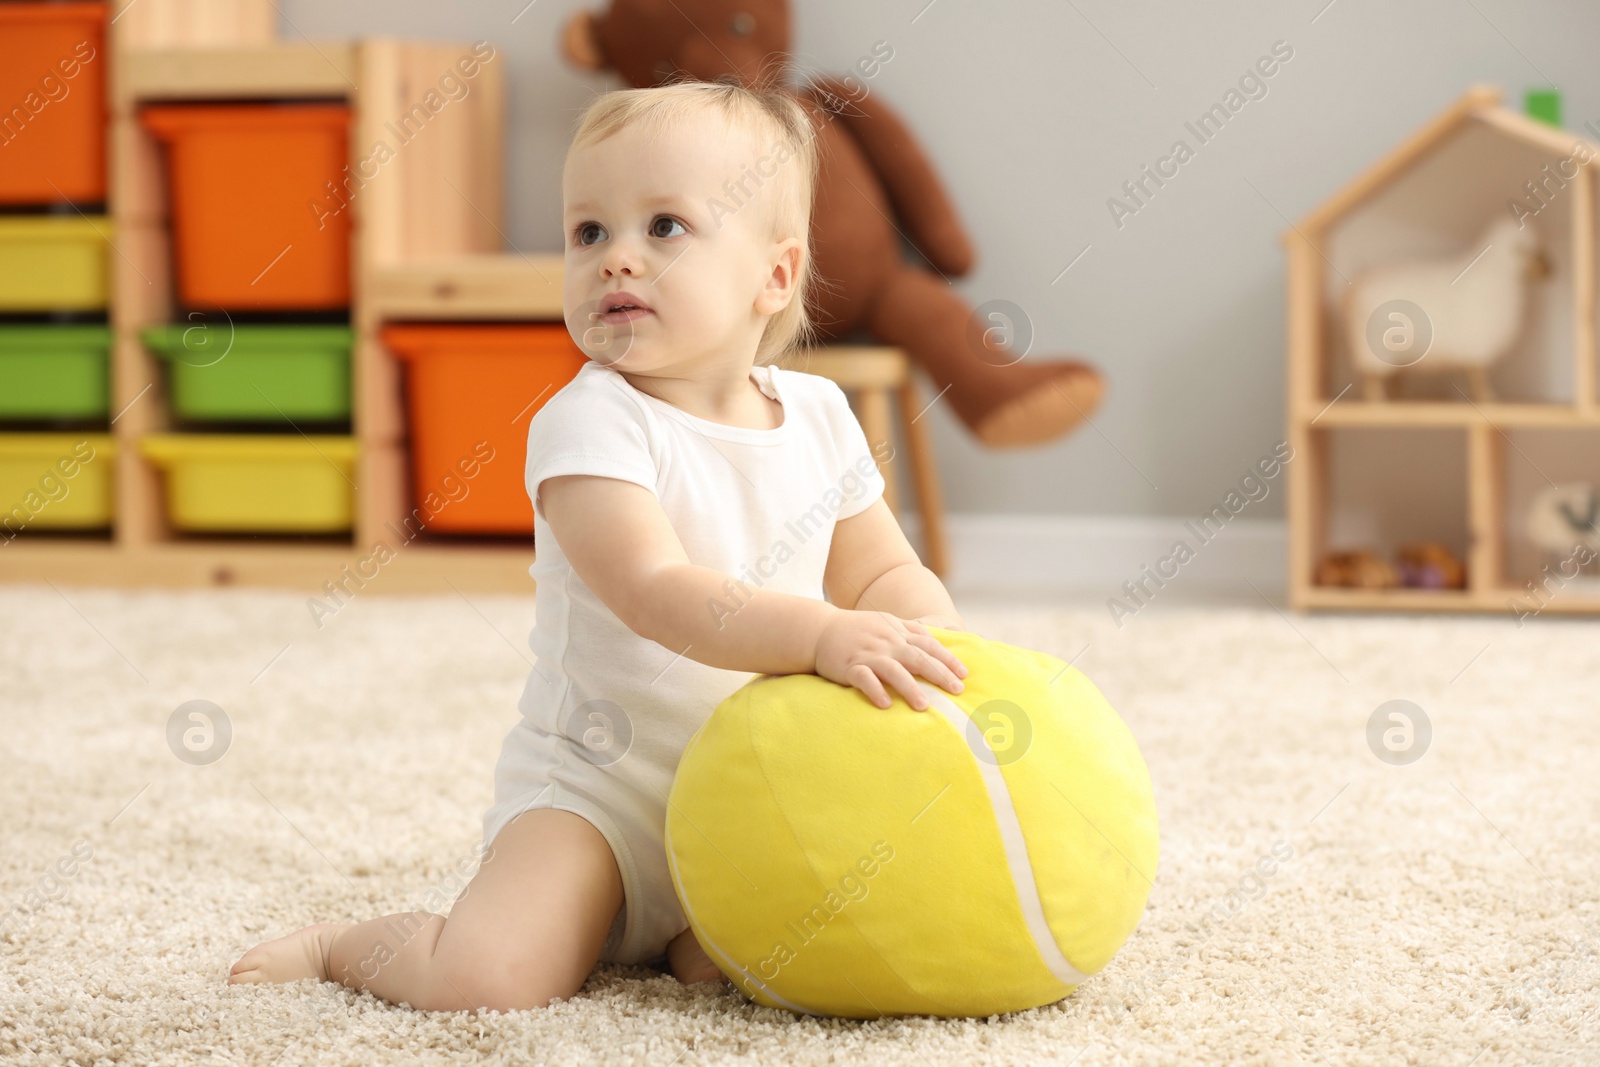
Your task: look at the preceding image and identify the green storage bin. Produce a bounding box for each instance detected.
[0,325,111,420]
[143,324,353,423]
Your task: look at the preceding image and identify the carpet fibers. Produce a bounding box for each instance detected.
[1,585,1596,1065]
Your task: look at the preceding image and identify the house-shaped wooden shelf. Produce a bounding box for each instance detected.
[1285,84,1600,615]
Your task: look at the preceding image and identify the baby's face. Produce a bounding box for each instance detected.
[562,109,800,375]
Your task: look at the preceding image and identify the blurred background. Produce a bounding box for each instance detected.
[4,0,1600,603]
[291,0,1600,519]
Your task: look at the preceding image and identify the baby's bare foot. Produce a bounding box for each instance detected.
[229,923,345,986]
[666,926,727,986]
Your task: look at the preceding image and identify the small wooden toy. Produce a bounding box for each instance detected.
[1395,542,1467,590]
[1315,550,1397,589]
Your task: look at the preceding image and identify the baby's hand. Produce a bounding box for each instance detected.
[814,611,969,711]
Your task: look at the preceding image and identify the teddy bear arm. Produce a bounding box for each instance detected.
[802,76,976,278]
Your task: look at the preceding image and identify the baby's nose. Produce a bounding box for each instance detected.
[601,240,644,277]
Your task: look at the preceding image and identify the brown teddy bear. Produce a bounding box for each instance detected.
[560,0,1105,448]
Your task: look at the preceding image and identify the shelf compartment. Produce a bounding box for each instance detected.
[1312,426,1471,593]
[0,216,113,310]
[1499,427,1600,613]
[1319,114,1591,408]
[139,433,356,533]
[144,323,352,423]
[0,433,115,531]
[0,325,112,421]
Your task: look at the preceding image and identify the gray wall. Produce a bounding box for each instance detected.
[285,0,1600,520]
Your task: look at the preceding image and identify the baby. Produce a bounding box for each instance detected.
[229,79,969,1012]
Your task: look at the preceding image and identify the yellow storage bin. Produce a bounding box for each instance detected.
[139,434,356,533]
[0,217,113,311]
[0,434,115,532]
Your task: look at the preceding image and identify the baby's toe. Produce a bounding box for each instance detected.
[226,924,340,985]
[227,959,263,984]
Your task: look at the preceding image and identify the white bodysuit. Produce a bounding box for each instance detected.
[481,359,886,967]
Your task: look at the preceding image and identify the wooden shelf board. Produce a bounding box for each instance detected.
[1300,402,1600,429]
[1296,587,1480,611]
[1295,584,1600,615]
[365,255,564,320]
[0,541,537,594]
[115,44,358,104]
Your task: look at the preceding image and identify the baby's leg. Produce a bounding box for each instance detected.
[229,809,623,1013]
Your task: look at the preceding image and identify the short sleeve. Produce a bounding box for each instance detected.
[524,372,659,513]
[821,378,887,521]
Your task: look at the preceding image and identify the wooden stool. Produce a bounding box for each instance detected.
[781,346,950,576]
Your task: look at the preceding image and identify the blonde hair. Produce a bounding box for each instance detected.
[568,78,821,366]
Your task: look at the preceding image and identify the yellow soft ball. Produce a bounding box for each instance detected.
[665,627,1159,1019]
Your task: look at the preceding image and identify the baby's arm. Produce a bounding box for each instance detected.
[539,474,966,709]
[822,495,965,633]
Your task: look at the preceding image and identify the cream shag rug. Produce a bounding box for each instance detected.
[1,585,1596,1066]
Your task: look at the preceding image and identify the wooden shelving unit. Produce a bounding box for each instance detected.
[1285,85,1600,615]
[0,2,540,592]
[3,3,947,591]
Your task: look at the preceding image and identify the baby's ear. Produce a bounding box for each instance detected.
[562,11,609,70]
[758,238,804,313]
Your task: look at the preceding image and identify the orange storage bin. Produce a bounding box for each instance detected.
[383,324,588,535]
[0,3,108,205]
[140,104,351,309]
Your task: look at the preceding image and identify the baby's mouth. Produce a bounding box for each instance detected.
[597,291,654,325]
[598,305,653,325]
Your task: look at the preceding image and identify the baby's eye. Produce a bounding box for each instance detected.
[575,222,607,246]
[650,215,687,239]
